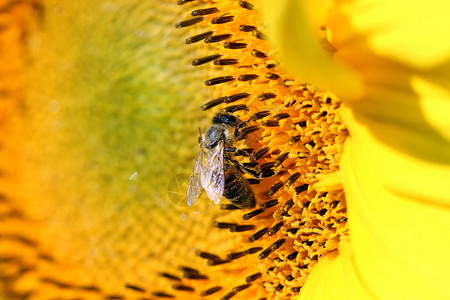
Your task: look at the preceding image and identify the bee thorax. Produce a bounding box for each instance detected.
[204,125,225,149]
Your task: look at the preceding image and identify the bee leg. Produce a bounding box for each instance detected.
[236,149,251,157]
[234,110,272,137]
[226,157,262,179]
[234,121,249,137]
[224,147,250,157]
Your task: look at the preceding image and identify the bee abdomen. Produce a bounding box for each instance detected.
[223,164,255,209]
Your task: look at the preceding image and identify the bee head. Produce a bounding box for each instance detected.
[212,112,239,127]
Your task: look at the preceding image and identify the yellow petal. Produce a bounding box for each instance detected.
[413,75,450,143]
[301,73,450,298]
[301,69,450,300]
[338,0,450,69]
[300,95,450,298]
[299,240,376,300]
[339,102,450,299]
[261,0,364,100]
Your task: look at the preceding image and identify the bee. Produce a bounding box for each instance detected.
[187,112,256,209]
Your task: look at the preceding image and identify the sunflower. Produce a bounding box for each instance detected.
[1,0,448,300]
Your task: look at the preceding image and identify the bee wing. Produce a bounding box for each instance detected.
[200,140,225,205]
[186,149,203,207]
